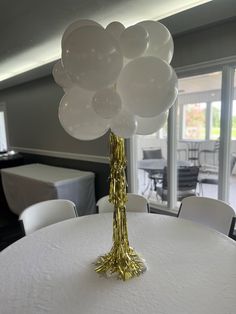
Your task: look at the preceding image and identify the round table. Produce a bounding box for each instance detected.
[137,159,191,171]
[137,159,192,196]
[0,213,235,314]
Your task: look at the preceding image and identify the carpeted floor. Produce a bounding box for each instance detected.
[0,210,25,251]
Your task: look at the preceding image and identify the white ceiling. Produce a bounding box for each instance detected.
[179,72,236,95]
[179,72,222,94]
[0,0,235,90]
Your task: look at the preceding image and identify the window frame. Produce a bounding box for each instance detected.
[176,64,235,206]
[0,102,9,152]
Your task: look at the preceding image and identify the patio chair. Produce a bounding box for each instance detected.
[97,193,150,213]
[142,147,163,160]
[177,142,188,161]
[141,147,164,194]
[19,199,77,235]
[199,140,219,167]
[178,196,236,236]
[156,166,199,201]
[198,141,219,181]
[198,152,236,188]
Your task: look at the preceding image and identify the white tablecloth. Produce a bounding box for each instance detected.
[1,163,96,216]
[0,213,235,314]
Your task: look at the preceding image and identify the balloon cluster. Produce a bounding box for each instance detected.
[53,20,178,140]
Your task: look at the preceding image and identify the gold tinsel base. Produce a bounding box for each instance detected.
[95,245,146,281]
[94,132,146,281]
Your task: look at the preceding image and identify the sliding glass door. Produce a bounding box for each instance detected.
[129,64,236,211]
[178,72,222,203]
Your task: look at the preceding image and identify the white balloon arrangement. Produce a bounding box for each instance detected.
[53,19,178,140]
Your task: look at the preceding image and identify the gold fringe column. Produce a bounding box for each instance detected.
[95,132,146,281]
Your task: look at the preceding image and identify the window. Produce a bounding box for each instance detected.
[210,101,221,140]
[178,72,222,141]
[0,104,8,152]
[182,102,206,140]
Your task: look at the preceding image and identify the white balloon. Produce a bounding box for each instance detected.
[110,109,137,138]
[120,25,149,59]
[117,56,178,118]
[138,20,174,63]
[52,60,74,89]
[106,21,125,40]
[136,111,168,135]
[92,88,122,119]
[58,87,110,140]
[61,19,102,47]
[62,25,123,91]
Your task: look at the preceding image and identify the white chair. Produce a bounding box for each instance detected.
[178,196,236,236]
[97,193,150,213]
[19,199,77,235]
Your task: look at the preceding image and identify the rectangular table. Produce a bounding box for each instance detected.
[1,163,96,216]
[0,152,25,214]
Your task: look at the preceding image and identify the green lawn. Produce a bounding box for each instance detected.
[211,127,236,139]
[185,127,236,140]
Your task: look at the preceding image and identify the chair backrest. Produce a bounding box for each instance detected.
[19,199,77,235]
[230,153,236,174]
[159,166,199,201]
[143,148,162,160]
[162,166,199,191]
[214,140,220,152]
[178,196,236,235]
[97,193,149,213]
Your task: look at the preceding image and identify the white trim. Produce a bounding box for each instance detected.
[218,66,234,201]
[205,101,211,140]
[167,101,177,209]
[175,55,236,77]
[11,147,109,164]
[0,102,9,151]
[127,136,138,193]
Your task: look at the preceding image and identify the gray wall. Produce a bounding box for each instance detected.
[172,18,236,68]
[0,76,109,157]
[0,19,236,157]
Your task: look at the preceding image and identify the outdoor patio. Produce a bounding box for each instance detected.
[138,169,236,210]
